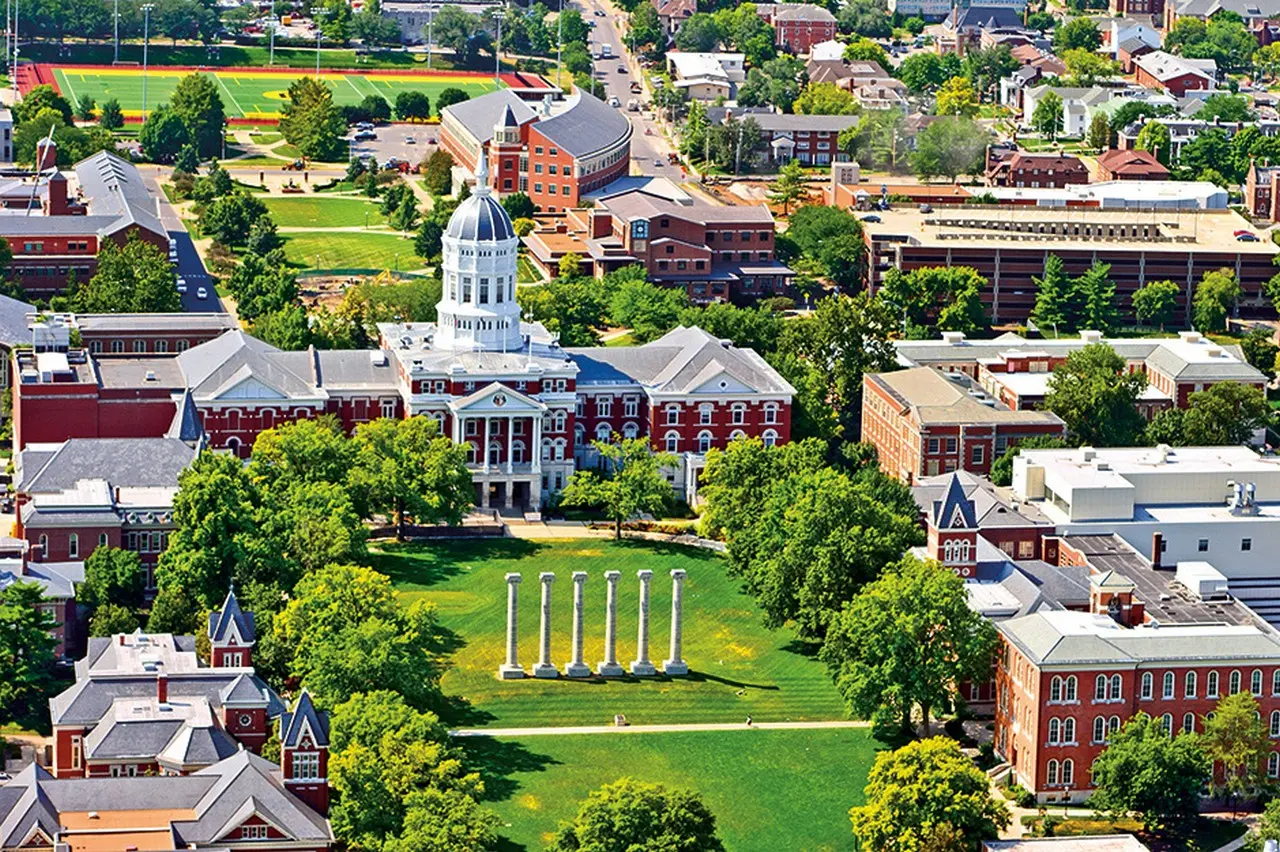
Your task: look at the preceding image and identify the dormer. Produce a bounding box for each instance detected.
[279,690,330,816]
[208,587,256,668]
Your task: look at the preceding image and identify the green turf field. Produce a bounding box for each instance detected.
[51,66,500,119]
[281,231,423,272]
[262,195,385,228]
[373,539,848,728]
[463,728,879,852]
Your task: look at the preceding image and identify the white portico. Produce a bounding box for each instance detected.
[449,381,547,509]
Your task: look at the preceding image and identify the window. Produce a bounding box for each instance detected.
[68,533,78,559]
[1198,538,1210,552]
[1092,716,1106,744]
[763,404,778,425]
[1050,677,1062,703]
[699,404,713,425]
[1161,713,1173,735]
[731,403,746,425]
[38,535,48,559]
[1109,674,1122,701]
[156,340,168,354]
[945,438,958,453]
[1061,759,1074,786]
[665,406,680,425]
[928,438,940,454]
[1048,717,1061,744]
[1140,672,1153,701]
[1064,676,1076,701]
[971,445,984,465]
[1097,675,1109,702]
[176,340,189,352]
[110,339,124,353]
[664,431,679,453]
[1273,670,1280,697]
[242,826,269,840]
[381,400,396,419]
[1231,670,1243,694]
[1163,671,1175,700]
[1208,671,1220,698]
[595,423,611,442]
[1243,538,1253,551]
[71,735,82,770]
[1047,759,1059,786]
[1271,711,1280,738]
[1255,669,1265,697]
[1182,712,1195,734]
[1062,717,1075,743]
[697,431,713,453]
[623,422,639,439]
[292,751,320,779]
[598,397,613,417]
[624,398,639,418]
[98,532,108,547]
[762,429,777,448]
[1270,753,1280,779]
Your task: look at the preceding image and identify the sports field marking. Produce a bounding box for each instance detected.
[54,68,82,110]
[343,74,367,100]
[213,74,248,118]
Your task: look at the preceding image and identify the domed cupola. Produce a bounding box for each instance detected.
[435,152,523,353]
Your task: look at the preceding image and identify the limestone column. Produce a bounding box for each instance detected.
[506,415,514,474]
[631,569,656,676]
[597,570,624,676]
[498,573,524,679]
[564,572,591,677]
[533,572,558,678]
[663,569,689,676]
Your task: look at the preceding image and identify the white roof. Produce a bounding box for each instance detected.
[984,180,1227,209]
[810,39,845,61]
[1134,49,1215,82]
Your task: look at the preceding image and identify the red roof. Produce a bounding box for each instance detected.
[1096,148,1171,178]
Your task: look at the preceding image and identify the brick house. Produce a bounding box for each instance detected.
[985,151,1090,189]
[1095,148,1171,181]
[756,3,838,54]
[1132,50,1216,96]
[1245,159,1280,222]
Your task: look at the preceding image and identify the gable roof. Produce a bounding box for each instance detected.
[1096,147,1170,176]
[933,473,978,529]
[441,89,537,146]
[208,587,256,647]
[17,437,197,494]
[279,691,329,749]
[1133,49,1216,82]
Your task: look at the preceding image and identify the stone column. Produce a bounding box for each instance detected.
[662,569,689,676]
[631,569,656,676]
[483,415,492,473]
[532,414,542,474]
[506,415,514,474]
[498,573,524,679]
[597,570,624,676]
[533,572,558,678]
[564,572,590,677]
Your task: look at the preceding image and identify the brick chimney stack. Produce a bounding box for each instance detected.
[35,138,56,172]
[157,673,168,704]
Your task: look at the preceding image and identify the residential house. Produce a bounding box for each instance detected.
[1096,148,1171,180]
[1133,50,1216,96]
[985,151,1090,188]
[653,0,695,37]
[665,52,747,101]
[756,3,837,54]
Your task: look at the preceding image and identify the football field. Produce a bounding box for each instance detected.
[48,66,502,120]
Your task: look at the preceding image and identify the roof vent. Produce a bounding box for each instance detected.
[940,331,966,345]
[87,813,99,821]
[370,350,388,367]
[144,370,157,382]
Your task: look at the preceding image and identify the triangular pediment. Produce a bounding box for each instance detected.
[692,371,754,394]
[211,374,290,400]
[450,382,546,413]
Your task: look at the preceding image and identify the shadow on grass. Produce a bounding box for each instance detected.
[439,692,498,728]
[779,639,823,660]
[613,538,723,563]
[371,538,545,588]
[685,670,780,692]
[458,735,562,802]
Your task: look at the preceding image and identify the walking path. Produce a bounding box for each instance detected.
[451,720,870,737]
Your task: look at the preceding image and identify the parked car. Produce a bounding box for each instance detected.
[196,287,208,300]
[608,96,621,107]
[176,276,188,293]
[168,238,178,263]
[861,214,882,223]
[354,129,376,141]
[1237,232,1260,242]
[617,65,627,73]
[404,135,416,144]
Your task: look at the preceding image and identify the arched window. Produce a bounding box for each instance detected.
[1208,671,1220,698]
[729,429,746,441]
[698,403,714,426]
[1271,711,1280,738]
[1273,670,1280,697]
[1046,759,1059,785]
[1270,753,1280,778]
[512,441,526,465]
[1186,671,1198,698]
[554,411,567,432]
[554,439,566,461]
[67,533,78,559]
[1163,671,1175,699]
[1050,677,1063,703]
[1182,713,1195,734]
[762,429,778,448]
[38,534,47,558]
[574,424,586,448]
[730,403,746,425]
[541,438,552,462]
[465,443,477,464]
[763,403,778,425]
[111,339,124,353]
[1093,716,1106,743]
[1096,675,1109,702]
[623,422,639,440]
[1109,674,1122,701]
[1140,672,1153,700]
[1061,759,1074,786]
[1109,715,1120,733]
[1231,670,1242,694]
[1253,669,1264,696]
[98,532,108,547]
[1048,717,1061,745]
[665,431,680,453]
[1161,713,1173,736]
[665,405,680,426]
[697,431,713,453]
[595,423,611,442]
[226,436,242,456]
[1065,676,1077,702]
[1062,717,1075,743]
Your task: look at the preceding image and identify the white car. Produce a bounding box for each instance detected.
[196,287,208,300]
[168,238,178,263]
[608,96,621,107]
[176,276,188,293]
[404,135,416,144]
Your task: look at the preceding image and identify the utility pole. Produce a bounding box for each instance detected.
[424,4,437,70]
[734,121,742,177]
[141,4,154,119]
[11,0,17,103]
[556,0,562,88]
[113,0,118,63]
[268,15,277,65]
[316,27,322,75]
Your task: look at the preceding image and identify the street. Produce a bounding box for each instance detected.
[143,166,223,314]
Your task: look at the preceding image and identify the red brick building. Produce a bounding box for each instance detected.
[756,3,838,54]
[440,89,632,212]
[1095,148,1171,181]
[1245,159,1280,223]
[861,366,1067,483]
[986,151,1090,189]
[31,311,240,356]
[1132,50,1216,97]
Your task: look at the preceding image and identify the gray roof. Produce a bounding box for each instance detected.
[772,2,836,21]
[17,437,197,493]
[167,389,204,441]
[50,672,284,727]
[947,5,1024,28]
[1174,0,1280,17]
[209,588,256,646]
[443,88,536,146]
[177,330,318,400]
[83,717,184,760]
[75,312,238,333]
[746,112,860,133]
[0,561,83,600]
[280,691,329,749]
[445,186,516,242]
[73,151,166,240]
[530,91,633,158]
[0,293,34,346]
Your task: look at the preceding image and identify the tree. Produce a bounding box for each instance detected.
[1181,382,1271,445]
[838,108,909,172]
[1062,47,1120,85]
[1090,712,1209,833]
[80,547,144,611]
[200,192,271,247]
[935,76,979,118]
[246,217,284,256]
[550,779,724,852]
[1053,16,1101,51]
[278,76,346,162]
[822,557,997,736]
[1194,268,1240,333]
[1135,121,1173,166]
[88,603,140,637]
[794,82,859,116]
[989,435,1070,487]
[422,148,454,196]
[390,193,420,233]
[14,84,73,125]
[349,417,473,538]
[842,37,891,73]
[837,0,891,38]
[735,56,805,113]
[139,103,192,164]
[98,98,124,130]
[1198,92,1253,122]
[1257,42,1280,81]
[1179,128,1231,182]
[516,275,608,345]
[0,582,58,730]
[897,52,949,93]
[1032,91,1064,140]
[608,272,688,342]
[1132,279,1180,330]
[877,266,988,336]
[252,305,312,351]
[560,438,676,538]
[1072,260,1119,335]
[912,117,988,182]
[74,95,97,123]
[225,250,298,321]
[962,46,1019,102]
[173,144,199,175]
[1202,692,1271,806]
[73,233,179,313]
[767,159,808,215]
[501,191,535,220]
[394,90,431,121]
[1044,343,1148,446]
[851,738,1009,850]
[674,12,723,51]
[435,87,471,115]
[1030,254,1070,334]
[626,1,664,55]
[360,94,393,123]
[171,73,226,159]
[1087,112,1111,150]
[1242,326,1279,374]
[415,219,444,261]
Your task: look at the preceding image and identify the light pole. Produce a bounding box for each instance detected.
[268,15,278,65]
[141,4,155,119]
[492,7,502,84]
[112,0,118,63]
[316,28,322,75]
[10,0,17,102]
[424,4,437,70]
[556,0,562,88]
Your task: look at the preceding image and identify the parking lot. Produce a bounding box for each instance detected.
[348,125,440,170]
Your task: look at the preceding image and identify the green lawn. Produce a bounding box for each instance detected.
[282,231,423,272]
[465,728,879,852]
[262,195,386,228]
[516,254,544,284]
[373,539,848,728]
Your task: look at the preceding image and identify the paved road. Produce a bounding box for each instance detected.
[142,166,221,313]
[451,720,870,737]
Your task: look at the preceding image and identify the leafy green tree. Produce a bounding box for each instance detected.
[897,52,949,93]
[435,87,471,116]
[1242,326,1279,374]
[415,219,444,261]
[200,192,271,247]
[677,301,781,352]
[390,193,420,233]
[625,1,664,55]
[249,415,356,491]
[674,12,723,50]
[1179,128,1232,182]
[517,274,608,345]
[1062,47,1120,85]
[394,91,431,121]
[1044,343,1148,446]
[245,216,284,256]
[989,435,1070,487]
[1198,92,1253,122]
[1136,121,1173,166]
[0,581,59,731]
[962,45,1020,102]
[73,233,179,313]
[1194,268,1240,333]
[421,149,454,195]
[88,603,141,637]
[251,305,312,351]
[1256,798,1280,845]
[1132,279,1180,330]
[1202,691,1271,804]
[501,191,536,221]
[139,103,192,164]
[560,438,677,538]
[550,779,725,852]
[877,266,988,336]
[74,95,97,123]
[838,108,910,172]
[842,36,891,72]
[837,0,891,38]
[935,76,979,117]
[911,116,988,182]
[171,73,226,159]
[794,82,859,116]
[1027,10,1056,30]
[349,416,473,538]
[1031,254,1070,334]
[98,98,124,130]
[1257,42,1280,81]
[14,84,73,124]
[173,144,199,175]
[279,76,346,161]
[1181,382,1271,445]
[1090,712,1210,833]
[735,57,805,113]
[1072,261,1119,335]
[851,738,1010,850]
[80,547,144,611]
[822,556,997,736]
[225,250,298,321]
[1031,91,1064,139]
[608,270,688,342]
[767,159,808,215]
[1053,16,1100,51]
[1087,112,1111,150]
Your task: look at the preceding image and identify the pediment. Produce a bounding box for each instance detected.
[692,372,754,394]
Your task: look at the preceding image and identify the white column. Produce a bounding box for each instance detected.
[631,569,656,676]
[533,572,558,678]
[498,573,524,679]
[564,571,590,677]
[597,570,624,676]
[506,414,514,474]
[532,414,543,474]
[483,415,492,473]
[663,569,688,676]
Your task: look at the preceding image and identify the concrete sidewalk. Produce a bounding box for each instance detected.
[451,720,870,737]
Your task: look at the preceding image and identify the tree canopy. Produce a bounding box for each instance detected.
[1044,343,1148,446]
[561,438,677,539]
[549,778,725,852]
[1089,712,1209,833]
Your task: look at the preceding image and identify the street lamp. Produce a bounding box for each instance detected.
[141,3,155,119]
[267,15,278,66]
[492,7,503,84]
[314,9,328,76]
[556,0,563,88]
[113,0,118,63]
[423,4,438,70]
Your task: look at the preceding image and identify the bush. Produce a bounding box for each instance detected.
[1008,783,1037,808]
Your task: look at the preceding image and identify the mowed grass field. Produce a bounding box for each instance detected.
[262,195,386,228]
[463,728,880,852]
[51,66,500,120]
[281,231,423,272]
[373,539,848,728]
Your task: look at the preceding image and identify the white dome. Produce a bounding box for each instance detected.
[445,193,515,242]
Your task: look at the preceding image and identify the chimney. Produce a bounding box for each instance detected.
[157,673,168,704]
[35,138,56,171]
[1151,531,1163,569]
[118,634,126,646]
[45,172,68,216]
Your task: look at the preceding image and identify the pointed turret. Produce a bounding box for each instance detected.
[927,473,979,573]
[280,690,330,816]
[208,586,256,668]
